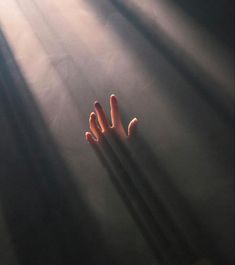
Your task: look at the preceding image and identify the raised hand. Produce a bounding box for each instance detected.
[85,94,138,145]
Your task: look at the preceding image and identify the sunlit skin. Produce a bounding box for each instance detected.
[85,94,138,144]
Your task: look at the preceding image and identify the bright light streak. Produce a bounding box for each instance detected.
[111,0,234,99]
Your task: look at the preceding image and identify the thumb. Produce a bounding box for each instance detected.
[128,118,138,138]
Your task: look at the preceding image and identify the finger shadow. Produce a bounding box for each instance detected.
[90,132,199,265]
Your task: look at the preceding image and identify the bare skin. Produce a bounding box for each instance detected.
[85,94,138,145]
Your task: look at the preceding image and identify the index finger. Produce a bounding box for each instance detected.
[94,101,110,132]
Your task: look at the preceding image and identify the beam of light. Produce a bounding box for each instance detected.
[0,27,116,265]
[105,0,234,119]
[112,0,234,93]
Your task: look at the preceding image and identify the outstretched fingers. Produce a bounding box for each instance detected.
[86,95,139,145]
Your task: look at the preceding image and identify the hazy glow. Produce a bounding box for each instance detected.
[0,1,233,264]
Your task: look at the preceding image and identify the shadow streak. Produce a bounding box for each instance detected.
[0,29,114,265]
[172,0,234,51]
[91,132,200,265]
[91,129,229,264]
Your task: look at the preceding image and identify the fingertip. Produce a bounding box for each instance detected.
[90,112,96,119]
[85,132,95,144]
[85,132,90,140]
[110,94,117,103]
[85,132,91,140]
[128,117,138,137]
[94,101,101,108]
[131,117,138,124]
[133,117,138,123]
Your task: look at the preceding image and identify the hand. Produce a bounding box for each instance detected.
[85,94,138,145]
